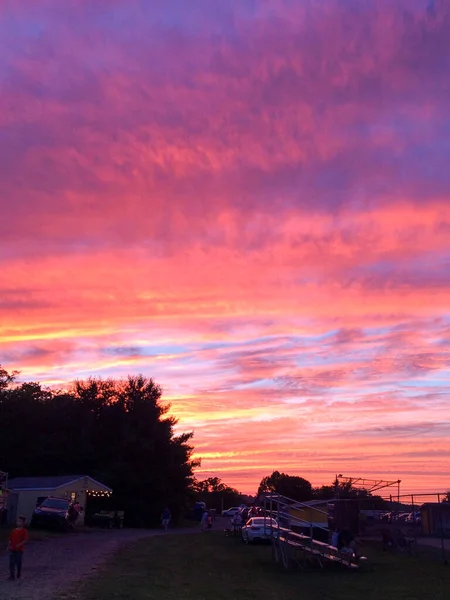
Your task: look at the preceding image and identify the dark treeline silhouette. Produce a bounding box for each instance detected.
[257,471,388,508]
[258,471,313,500]
[0,366,197,526]
[192,476,251,511]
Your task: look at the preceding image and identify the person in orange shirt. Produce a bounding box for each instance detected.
[7,516,28,581]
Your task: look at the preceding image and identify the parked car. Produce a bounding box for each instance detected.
[241,517,279,544]
[222,507,241,517]
[31,497,74,530]
[381,511,409,523]
[397,512,410,523]
[86,510,124,528]
[405,511,421,524]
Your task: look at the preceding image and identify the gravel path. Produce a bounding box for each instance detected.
[0,528,196,600]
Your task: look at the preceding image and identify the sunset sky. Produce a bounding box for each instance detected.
[1,0,449,495]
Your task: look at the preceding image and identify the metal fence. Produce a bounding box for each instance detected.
[379,492,449,565]
[263,491,450,565]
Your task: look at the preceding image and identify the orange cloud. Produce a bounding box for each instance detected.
[1,0,450,494]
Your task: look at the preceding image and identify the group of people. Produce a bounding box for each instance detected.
[231,505,262,527]
[6,498,83,582]
[160,505,214,532]
[200,510,213,531]
[67,500,82,525]
[330,527,359,557]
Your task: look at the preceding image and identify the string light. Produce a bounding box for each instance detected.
[86,490,112,497]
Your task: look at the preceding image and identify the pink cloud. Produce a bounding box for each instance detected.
[1,0,449,493]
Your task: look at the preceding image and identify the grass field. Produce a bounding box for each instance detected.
[58,531,450,600]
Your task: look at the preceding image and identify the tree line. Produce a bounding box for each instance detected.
[0,366,197,526]
[1,365,399,524]
[256,470,388,507]
[189,471,389,512]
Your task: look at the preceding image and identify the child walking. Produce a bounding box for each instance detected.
[161,507,171,531]
[8,516,28,581]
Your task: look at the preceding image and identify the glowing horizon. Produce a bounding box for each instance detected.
[1,0,450,496]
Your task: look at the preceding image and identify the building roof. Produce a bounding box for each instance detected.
[301,499,334,507]
[7,475,112,492]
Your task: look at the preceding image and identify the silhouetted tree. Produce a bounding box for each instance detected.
[0,365,18,390]
[257,471,313,501]
[313,485,336,500]
[193,477,228,493]
[193,477,245,512]
[0,368,197,526]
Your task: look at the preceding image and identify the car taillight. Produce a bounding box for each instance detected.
[250,526,260,530]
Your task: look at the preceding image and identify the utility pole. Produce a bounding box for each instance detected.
[0,471,8,513]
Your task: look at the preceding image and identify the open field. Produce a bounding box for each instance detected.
[58,531,450,600]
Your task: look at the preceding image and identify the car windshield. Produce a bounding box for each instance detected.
[40,498,69,510]
[249,518,277,526]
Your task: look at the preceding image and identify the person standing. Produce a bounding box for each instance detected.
[161,507,171,531]
[68,501,80,526]
[338,527,359,558]
[331,527,340,548]
[8,516,28,581]
[200,510,208,531]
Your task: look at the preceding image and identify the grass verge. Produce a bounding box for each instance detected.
[57,531,450,600]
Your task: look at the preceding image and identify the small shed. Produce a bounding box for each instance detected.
[7,475,112,525]
[421,503,450,537]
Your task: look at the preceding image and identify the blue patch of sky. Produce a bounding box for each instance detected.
[100,342,191,358]
[348,253,449,283]
[141,343,194,357]
[402,373,450,388]
[145,0,258,34]
[407,389,448,399]
[0,17,46,49]
[363,325,396,336]
[196,333,308,352]
[291,355,329,369]
[296,328,345,345]
[403,139,450,186]
[352,113,450,138]
[77,0,258,45]
[0,18,46,80]
[142,343,191,356]
[233,379,274,391]
[439,316,450,328]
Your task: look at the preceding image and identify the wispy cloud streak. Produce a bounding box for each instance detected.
[1,0,449,493]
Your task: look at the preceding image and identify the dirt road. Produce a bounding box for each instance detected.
[0,528,193,600]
